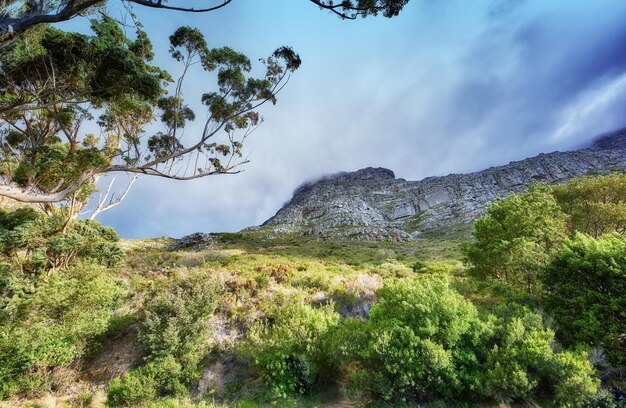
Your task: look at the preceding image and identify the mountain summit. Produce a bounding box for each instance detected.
[259,130,626,240]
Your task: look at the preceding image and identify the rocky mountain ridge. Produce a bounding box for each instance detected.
[258,129,626,240]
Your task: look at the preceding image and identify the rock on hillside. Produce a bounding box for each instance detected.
[258,129,626,240]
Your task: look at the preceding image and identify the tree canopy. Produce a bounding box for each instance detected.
[0,16,300,213]
[0,0,409,214]
[463,185,568,294]
[552,173,626,237]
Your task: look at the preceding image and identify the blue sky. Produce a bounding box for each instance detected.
[71,0,626,237]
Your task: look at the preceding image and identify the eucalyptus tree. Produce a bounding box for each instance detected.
[0,17,300,213]
[0,0,409,216]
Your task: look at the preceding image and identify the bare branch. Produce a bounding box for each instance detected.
[125,0,233,13]
[88,174,138,219]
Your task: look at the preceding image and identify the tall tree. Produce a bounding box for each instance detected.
[0,0,409,214]
[463,186,568,294]
[0,17,300,210]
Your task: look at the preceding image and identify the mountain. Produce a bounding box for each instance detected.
[257,129,626,240]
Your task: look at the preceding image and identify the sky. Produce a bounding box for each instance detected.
[69,0,626,238]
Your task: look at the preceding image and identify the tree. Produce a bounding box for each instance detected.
[552,173,626,237]
[0,0,410,215]
[0,0,411,46]
[463,185,568,294]
[541,233,626,366]
[0,17,300,214]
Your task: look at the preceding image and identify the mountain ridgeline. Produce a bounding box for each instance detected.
[259,130,626,240]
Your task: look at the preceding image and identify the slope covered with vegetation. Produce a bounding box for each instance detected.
[0,173,625,407]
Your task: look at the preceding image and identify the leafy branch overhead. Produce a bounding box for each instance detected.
[0,0,410,45]
[0,17,301,204]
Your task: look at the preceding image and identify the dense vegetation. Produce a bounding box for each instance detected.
[5,2,622,407]
[0,173,625,407]
[0,207,126,398]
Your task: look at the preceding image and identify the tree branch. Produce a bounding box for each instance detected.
[0,171,95,203]
[0,0,234,46]
[88,174,138,219]
[125,0,232,13]
[0,0,104,45]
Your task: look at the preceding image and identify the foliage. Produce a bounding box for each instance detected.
[139,273,220,363]
[107,273,221,406]
[480,308,598,405]
[542,233,626,366]
[246,302,339,399]
[0,17,166,204]
[410,259,426,272]
[0,207,122,275]
[0,262,127,397]
[0,17,300,209]
[464,185,568,294]
[553,173,626,237]
[345,276,476,402]
[341,276,599,405]
[107,356,189,407]
[2,202,619,405]
[0,208,126,398]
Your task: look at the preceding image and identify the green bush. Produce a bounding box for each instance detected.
[247,302,339,399]
[342,276,599,405]
[0,208,122,274]
[107,366,159,407]
[0,209,126,398]
[107,356,189,407]
[542,233,626,366]
[481,308,598,405]
[346,276,476,402]
[140,273,220,363]
[0,262,127,397]
[411,259,426,272]
[107,273,221,406]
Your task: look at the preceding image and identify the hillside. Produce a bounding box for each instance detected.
[259,129,626,240]
[2,147,626,407]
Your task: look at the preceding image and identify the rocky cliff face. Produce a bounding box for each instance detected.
[259,129,626,240]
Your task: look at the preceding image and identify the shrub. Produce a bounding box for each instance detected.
[0,262,127,397]
[347,276,476,402]
[376,261,413,278]
[0,208,122,274]
[541,233,626,366]
[107,367,158,407]
[247,302,339,399]
[107,273,221,406]
[107,356,188,407]
[140,273,220,363]
[0,209,125,398]
[371,277,476,348]
[481,308,599,405]
[411,259,426,272]
[342,277,599,405]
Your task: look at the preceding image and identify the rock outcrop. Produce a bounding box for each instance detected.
[259,129,626,240]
